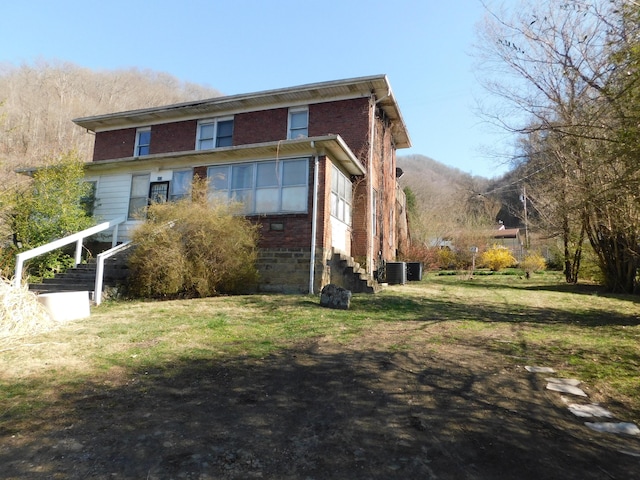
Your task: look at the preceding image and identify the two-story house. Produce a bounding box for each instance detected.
[74,74,411,294]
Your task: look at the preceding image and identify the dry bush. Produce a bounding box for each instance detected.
[0,276,55,338]
[128,191,260,299]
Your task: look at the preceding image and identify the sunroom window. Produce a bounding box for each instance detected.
[330,165,352,225]
[207,158,308,214]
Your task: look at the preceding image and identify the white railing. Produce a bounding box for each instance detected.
[94,241,133,306]
[14,216,126,288]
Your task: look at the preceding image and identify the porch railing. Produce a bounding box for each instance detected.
[14,216,126,288]
[94,240,133,306]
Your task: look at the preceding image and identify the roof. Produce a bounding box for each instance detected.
[81,135,367,176]
[73,74,411,149]
[494,228,521,239]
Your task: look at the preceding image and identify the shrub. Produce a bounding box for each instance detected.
[479,245,517,272]
[127,184,260,298]
[520,252,547,276]
[0,276,54,337]
[400,243,441,270]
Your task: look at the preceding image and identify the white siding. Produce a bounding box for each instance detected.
[93,173,141,242]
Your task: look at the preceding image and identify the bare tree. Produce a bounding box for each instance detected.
[475,0,640,292]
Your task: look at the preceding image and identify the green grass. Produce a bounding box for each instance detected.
[1,271,639,422]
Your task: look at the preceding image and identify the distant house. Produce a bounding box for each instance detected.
[493,226,524,261]
[73,75,412,293]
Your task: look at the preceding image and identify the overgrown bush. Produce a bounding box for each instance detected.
[479,245,517,272]
[520,252,547,276]
[127,186,260,298]
[0,276,55,337]
[400,243,441,270]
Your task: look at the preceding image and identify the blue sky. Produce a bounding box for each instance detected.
[0,0,512,178]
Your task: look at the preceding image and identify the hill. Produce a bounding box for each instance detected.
[0,60,220,181]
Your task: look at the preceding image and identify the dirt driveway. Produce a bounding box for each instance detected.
[1,322,639,479]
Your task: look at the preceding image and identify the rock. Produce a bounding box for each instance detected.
[585,422,640,436]
[525,366,555,373]
[320,284,352,310]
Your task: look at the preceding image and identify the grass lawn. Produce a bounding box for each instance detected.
[2,271,640,479]
[2,271,638,417]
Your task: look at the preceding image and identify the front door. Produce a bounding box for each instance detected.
[149,181,169,205]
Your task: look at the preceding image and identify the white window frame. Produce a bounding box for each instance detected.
[134,127,151,156]
[196,117,234,150]
[330,165,352,225]
[207,158,309,214]
[287,107,308,139]
[128,173,150,219]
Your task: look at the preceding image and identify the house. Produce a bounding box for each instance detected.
[493,225,524,261]
[73,75,411,294]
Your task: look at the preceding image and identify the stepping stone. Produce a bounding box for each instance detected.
[567,403,613,418]
[545,377,581,386]
[525,366,555,373]
[546,382,587,397]
[585,422,640,436]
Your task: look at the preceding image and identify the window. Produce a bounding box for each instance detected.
[134,128,151,156]
[128,173,150,219]
[170,170,193,201]
[197,117,234,150]
[330,165,352,225]
[207,158,308,214]
[288,108,308,139]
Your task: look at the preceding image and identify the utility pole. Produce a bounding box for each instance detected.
[522,184,529,251]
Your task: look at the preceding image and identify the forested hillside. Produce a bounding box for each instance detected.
[0,60,220,182]
[0,61,510,251]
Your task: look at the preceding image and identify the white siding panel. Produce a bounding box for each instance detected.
[92,174,140,242]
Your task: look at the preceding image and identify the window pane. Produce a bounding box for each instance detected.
[282,160,307,185]
[207,166,229,191]
[216,120,234,147]
[290,111,307,129]
[128,197,148,219]
[138,130,151,145]
[170,170,193,199]
[257,162,278,187]
[200,123,215,140]
[255,188,279,213]
[330,192,338,217]
[232,164,254,189]
[282,186,307,212]
[231,190,253,213]
[131,174,149,196]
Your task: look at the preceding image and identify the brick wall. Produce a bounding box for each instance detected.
[309,97,370,158]
[149,120,197,154]
[233,108,288,145]
[93,128,136,161]
[256,246,331,294]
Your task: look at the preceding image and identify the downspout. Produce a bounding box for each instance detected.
[309,142,319,294]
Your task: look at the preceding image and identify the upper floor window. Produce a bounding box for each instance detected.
[288,108,308,139]
[134,127,151,156]
[207,158,308,214]
[197,117,234,150]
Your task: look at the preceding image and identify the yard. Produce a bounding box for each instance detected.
[1,272,639,479]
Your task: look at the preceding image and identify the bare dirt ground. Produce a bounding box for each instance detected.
[1,322,640,479]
